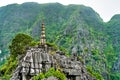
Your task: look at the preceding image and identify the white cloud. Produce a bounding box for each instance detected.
[0,0,120,22]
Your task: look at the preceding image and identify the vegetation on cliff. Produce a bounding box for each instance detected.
[0,2,120,79]
[0,33,34,79]
[0,33,102,80]
[33,68,66,80]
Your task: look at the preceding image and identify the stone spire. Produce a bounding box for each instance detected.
[40,21,46,46]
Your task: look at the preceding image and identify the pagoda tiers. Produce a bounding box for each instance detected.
[40,21,46,46]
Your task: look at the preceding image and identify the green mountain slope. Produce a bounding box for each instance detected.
[106,14,120,54]
[0,2,119,79]
[105,15,120,79]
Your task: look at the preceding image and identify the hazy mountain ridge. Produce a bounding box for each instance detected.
[0,2,120,79]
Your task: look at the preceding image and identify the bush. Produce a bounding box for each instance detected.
[53,70,66,80]
[33,68,66,80]
[86,66,104,80]
[46,42,58,50]
[0,56,17,80]
[59,46,70,57]
[45,68,55,77]
[9,33,33,57]
[45,68,66,80]
[110,72,120,80]
[29,41,40,46]
[33,73,45,80]
[91,48,99,55]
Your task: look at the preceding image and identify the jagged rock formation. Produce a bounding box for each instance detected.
[11,46,95,80]
[11,19,95,80]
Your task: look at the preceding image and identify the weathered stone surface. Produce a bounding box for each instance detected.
[10,66,21,80]
[11,46,95,80]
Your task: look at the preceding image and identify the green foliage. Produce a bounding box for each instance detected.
[44,68,56,77]
[78,56,84,64]
[86,66,104,80]
[33,73,45,80]
[33,68,66,80]
[46,42,58,50]
[0,2,120,79]
[110,72,120,80]
[9,33,33,57]
[0,56,17,79]
[0,33,37,79]
[29,41,40,46]
[91,48,99,55]
[91,48,101,61]
[59,46,70,56]
[45,68,66,80]
[53,70,66,80]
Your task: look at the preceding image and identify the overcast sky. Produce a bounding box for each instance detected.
[0,0,120,22]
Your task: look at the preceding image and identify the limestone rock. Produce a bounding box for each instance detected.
[11,46,95,80]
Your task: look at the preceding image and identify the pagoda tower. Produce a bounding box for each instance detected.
[40,21,46,46]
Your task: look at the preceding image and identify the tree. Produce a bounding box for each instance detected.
[9,33,33,57]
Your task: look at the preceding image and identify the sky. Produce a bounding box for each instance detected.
[0,0,120,22]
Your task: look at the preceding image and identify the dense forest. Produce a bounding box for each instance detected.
[0,2,120,79]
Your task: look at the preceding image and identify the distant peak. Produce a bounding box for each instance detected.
[110,14,120,21]
[21,2,39,6]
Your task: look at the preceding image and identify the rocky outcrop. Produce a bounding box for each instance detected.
[11,46,95,80]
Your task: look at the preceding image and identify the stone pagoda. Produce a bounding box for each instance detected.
[10,21,95,80]
[40,21,46,46]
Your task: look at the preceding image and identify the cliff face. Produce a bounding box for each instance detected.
[11,46,95,80]
[1,2,120,79]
